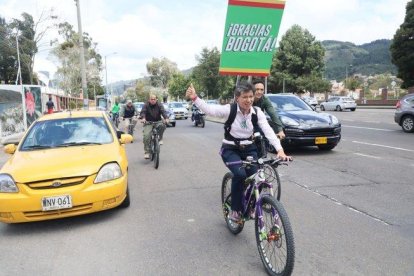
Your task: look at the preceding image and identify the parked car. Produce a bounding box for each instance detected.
[163,103,176,127]
[394,93,414,133]
[302,96,318,107]
[183,101,191,110]
[168,102,188,120]
[0,111,133,223]
[266,94,342,150]
[206,99,219,105]
[320,96,357,111]
[133,102,144,114]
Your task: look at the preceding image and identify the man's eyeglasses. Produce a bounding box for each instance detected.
[150,98,157,101]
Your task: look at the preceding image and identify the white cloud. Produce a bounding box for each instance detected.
[0,0,410,83]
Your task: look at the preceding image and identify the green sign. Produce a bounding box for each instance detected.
[219,0,286,76]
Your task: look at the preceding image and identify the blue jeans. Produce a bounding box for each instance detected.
[220,144,258,212]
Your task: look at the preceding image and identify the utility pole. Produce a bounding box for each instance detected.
[104,52,117,108]
[75,0,88,109]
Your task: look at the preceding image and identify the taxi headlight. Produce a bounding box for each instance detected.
[0,174,18,193]
[95,163,122,183]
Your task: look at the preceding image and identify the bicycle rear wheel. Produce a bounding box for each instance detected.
[255,195,295,276]
[153,135,160,169]
[221,172,244,235]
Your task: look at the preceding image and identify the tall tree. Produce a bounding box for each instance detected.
[191,47,234,100]
[0,16,16,83]
[10,13,37,84]
[390,0,414,89]
[167,73,191,100]
[51,22,102,99]
[269,25,330,93]
[0,10,57,84]
[146,57,179,89]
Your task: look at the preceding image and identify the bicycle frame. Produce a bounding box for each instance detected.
[226,157,286,229]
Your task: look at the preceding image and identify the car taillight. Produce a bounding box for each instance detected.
[396,100,401,109]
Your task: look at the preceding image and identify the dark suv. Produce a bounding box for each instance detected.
[394,93,414,133]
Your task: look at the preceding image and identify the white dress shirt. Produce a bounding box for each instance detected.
[193,97,282,152]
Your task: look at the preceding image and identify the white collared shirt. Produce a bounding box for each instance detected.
[193,97,282,151]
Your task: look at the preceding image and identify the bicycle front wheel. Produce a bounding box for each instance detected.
[262,164,281,201]
[255,195,295,276]
[153,136,160,169]
[149,138,155,161]
[221,172,244,235]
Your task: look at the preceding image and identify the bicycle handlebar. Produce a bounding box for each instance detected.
[225,157,291,167]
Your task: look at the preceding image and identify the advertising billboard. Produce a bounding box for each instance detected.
[219,0,286,76]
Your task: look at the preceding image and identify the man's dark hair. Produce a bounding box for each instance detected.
[234,82,255,97]
[252,79,265,86]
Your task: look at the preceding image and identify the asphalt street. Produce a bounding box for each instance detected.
[0,108,413,275]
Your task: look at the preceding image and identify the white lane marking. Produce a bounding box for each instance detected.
[187,219,195,222]
[354,153,381,159]
[343,125,396,132]
[352,140,414,152]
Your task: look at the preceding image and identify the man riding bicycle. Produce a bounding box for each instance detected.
[122,100,137,134]
[140,95,169,159]
[186,82,291,222]
[111,102,120,125]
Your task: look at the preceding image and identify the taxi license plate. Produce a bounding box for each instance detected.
[42,195,72,211]
[315,137,327,144]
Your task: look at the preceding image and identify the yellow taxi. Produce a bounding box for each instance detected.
[0,110,133,223]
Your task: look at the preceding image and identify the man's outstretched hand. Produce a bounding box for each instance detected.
[186,83,197,100]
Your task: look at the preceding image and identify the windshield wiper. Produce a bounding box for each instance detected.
[57,142,102,147]
[23,145,52,150]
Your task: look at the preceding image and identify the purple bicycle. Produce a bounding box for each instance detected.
[221,156,295,275]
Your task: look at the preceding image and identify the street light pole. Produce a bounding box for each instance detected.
[104,52,117,103]
[75,0,88,109]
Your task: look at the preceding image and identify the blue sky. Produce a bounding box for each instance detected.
[0,0,410,83]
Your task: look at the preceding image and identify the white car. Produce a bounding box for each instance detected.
[168,102,189,119]
[133,102,144,114]
[302,96,318,107]
[320,96,357,111]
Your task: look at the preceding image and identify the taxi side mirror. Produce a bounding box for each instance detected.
[119,134,133,144]
[4,144,17,154]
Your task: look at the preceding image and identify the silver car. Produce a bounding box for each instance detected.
[394,93,414,133]
[320,96,357,111]
[163,103,176,127]
[302,96,318,107]
[133,102,144,114]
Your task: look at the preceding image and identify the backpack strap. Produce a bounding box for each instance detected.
[224,104,258,144]
[224,103,238,140]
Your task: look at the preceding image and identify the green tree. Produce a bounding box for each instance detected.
[51,22,102,99]
[134,79,152,102]
[269,25,330,93]
[390,0,414,89]
[0,16,16,83]
[6,10,58,84]
[167,73,191,100]
[191,47,234,100]
[146,57,179,89]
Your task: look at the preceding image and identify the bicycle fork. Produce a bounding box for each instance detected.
[256,190,282,242]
